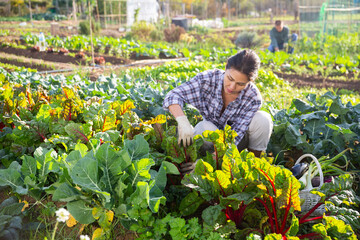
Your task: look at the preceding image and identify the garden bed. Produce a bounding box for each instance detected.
[0,46,131,66]
[275,71,360,92]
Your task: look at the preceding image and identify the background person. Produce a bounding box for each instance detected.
[163,50,273,173]
[268,20,298,54]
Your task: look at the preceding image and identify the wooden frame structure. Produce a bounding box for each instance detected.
[100,0,127,29]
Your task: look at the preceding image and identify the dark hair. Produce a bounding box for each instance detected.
[275,20,282,26]
[225,49,260,82]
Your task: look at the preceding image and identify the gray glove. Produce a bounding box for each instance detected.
[180,161,196,175]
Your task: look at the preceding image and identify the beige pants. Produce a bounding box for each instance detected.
[193,111,273,152]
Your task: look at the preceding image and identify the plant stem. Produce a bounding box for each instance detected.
[51,221,58,240]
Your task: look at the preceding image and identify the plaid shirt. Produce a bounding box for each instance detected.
[163,69,262,145]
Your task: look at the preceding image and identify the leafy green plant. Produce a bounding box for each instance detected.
[234,31,262,49]
[130,21,156,41]
[79,19,101,36]
[269,91,360,167]
[0,196,25,240]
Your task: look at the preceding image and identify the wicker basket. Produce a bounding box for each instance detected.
[295,154,325,216]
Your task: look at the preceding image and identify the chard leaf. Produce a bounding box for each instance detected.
[222,144,241,179]
[36,104,52,123]
[193,159,214,175]
[179,191,205,216]
[264,234,282,240]
[213,170,231,196]
[163,135,183,163]
[64,122,90,143]
[221,182,265,207]
[286,213,299,237]
[67,200,95,224]
[94,130,120,143]
[312,216,357,239]
[326,204,360,231]
[182,173,216,201]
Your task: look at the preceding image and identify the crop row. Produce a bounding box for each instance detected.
[0,65,360,239]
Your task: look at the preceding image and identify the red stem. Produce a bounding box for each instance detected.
[269,195,280,233]
[120,106,130,115]
[172,143,179,158]
[299,216,323,224]
[67,102,72,121]
[256,197,275,233]
[74,129,89,143]
[258,168,276,195]
[184,148,188,163]
[299,193,336,224]
[26,90,32,111]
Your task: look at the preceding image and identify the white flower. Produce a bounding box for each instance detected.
[55,208,70,222]
[80,235,90,240]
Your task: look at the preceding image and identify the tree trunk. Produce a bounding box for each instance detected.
[72,0,77,24]
[88,0,94,66]
[29,0,33,23]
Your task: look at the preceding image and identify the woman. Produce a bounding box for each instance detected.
[163,50,273,168]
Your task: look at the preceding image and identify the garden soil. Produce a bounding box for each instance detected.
[275,72,360,93]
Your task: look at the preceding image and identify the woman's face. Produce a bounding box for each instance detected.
[223,68,249,96]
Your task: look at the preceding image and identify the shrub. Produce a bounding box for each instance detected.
[130,21,156,41]
[204,34,235,49]
[79,19,101,35]
[164,24,186,43]
[150,29,164,41]
[235,31,262,48]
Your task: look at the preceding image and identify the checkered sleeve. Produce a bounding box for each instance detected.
[163,71,212,111]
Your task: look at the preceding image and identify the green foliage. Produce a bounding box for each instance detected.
[204,34,235,49]
[235,31,262,49]
[130,21,156,41]
[148,28,163,41]
[79,19,101,36]
[312,216,357,239]
[0,197,25,240]
[268,91,360,167]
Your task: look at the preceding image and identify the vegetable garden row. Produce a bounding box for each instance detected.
[0,34,360,239]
